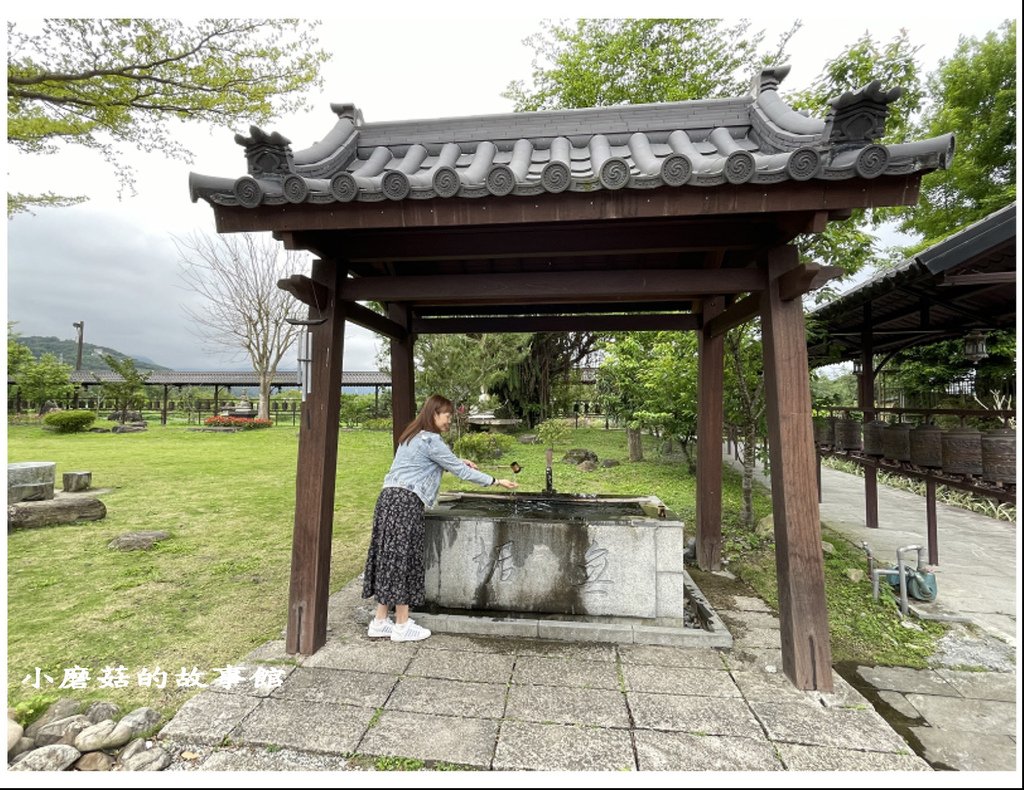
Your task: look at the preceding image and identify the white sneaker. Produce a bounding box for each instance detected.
[390,621,431,642]
[366,617,394,638]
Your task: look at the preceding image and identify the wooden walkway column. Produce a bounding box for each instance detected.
[696,296,725,570]
[859,322,879,530]
[389,303,416,451]
[760,245,833,691]
[286,260,346,656]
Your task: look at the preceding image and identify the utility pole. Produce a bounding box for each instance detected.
[72,321,84,370]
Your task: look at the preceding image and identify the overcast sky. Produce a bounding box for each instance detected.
[4,5,1013,372]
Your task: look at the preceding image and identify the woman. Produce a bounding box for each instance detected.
[363,394,518,642]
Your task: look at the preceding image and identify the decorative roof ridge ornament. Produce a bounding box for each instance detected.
[330,103,364,126]
[824,80,904,147]
[234,125,295,178]
[754,64,792,94]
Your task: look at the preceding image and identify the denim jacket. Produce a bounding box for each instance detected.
[382,430,494,506]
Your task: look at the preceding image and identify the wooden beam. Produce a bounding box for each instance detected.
[760,244,833,691]
[389,303,416,451]
[286,260,345,656]
[412,313,698,334]
[345,301,407,341]
[277,274,330,311]
[212,176,924,234]
[316,220,768,262]
[342,268,765,306]
[415,300,692,317]
[705,293,761,337]
[696,296,725,571]
[778,264,844,301]
[940,272,1016,286]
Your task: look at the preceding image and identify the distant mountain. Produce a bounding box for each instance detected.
[19,336,171,371]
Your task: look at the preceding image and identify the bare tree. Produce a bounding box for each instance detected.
[175,232,308,420]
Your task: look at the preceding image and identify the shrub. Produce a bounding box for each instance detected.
[42,409,96,434]
[203,416,273,430]
[362,417,393,431]
[453,432,515,463]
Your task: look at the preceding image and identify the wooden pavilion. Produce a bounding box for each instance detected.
[189,65,953,690]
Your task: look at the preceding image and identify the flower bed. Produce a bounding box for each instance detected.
[202,416,272,430]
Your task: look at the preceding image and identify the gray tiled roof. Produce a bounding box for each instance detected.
[67,370,391,386]
[189,66,953,209]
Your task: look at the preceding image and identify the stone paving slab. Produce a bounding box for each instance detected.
[729,626,782,649]
[404,649,515,684]
[750,701,909,753]
[904,693,1017,735]
[417,633,518,655]
[358,710,499,768]
[512,639,618,661]
[634,731,784,771]
[493,720,635,771]
[877,690,923,719]
[510,655,620,690]
[729,670,818,704]
[729,595,773,612]
[617,644,726,669]
[385,676,507,719]
[158,692,261,745]
[242,640,305,664]
[271,666,396,708]
[719,610,782,630]
[854,665,960,696]
[194,746,352,771]
[720,647,785,674]
[629,693,764,738]
[504,684,630,728]
[933,668,1017,701]
[622,664,740,697]
[229,698,372,754]
[909,727,1017,771]
[301,638,418,674]
[775,742,931,771]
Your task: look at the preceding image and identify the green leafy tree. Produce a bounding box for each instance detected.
[503,18,796,111]
[489,332,598,427]
[894,20,1016,242]
[17,352,74,411]
[786,29,923,281]
[98,353,150,423]
[7,323,35,378]
[7,18,328,215]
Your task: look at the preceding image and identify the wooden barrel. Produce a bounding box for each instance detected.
[862,420,888,456]
[881,423,912,462]
[981,427,1016,483]
[909,424,943,467]
[834,418,862,451]
[813,417,834,447]
[941,427,983,476]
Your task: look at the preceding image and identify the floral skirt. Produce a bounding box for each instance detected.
[361,487,426,606]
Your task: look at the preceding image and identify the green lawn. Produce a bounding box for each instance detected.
[7,421,943,720]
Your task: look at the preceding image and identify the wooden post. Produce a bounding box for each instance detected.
[696,296,725,571]
[859,324,879,530]
[286,260,346,656]
[925,478,938,565]
[389,303,416,451]
[760,245,833,691]
[161,384,169,426]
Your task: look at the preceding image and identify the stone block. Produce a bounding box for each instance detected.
[7,461,56,503]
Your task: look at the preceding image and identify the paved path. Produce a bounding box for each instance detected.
[723,446,1019,773]
[152,451,1018,774]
